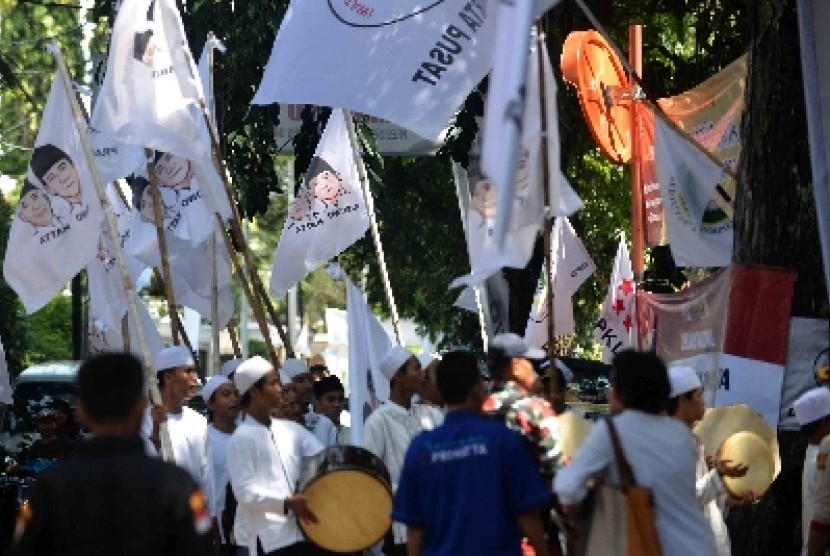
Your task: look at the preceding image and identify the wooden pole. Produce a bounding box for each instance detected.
[146,151,184,346]
[205,34,221,375]
[343,110,404,345]
[227,317,242,358]
[215,214,280,367]
[197,102,294,356]
[48,42,174,461]
[629,25,645,280]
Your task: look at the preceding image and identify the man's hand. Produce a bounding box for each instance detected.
[284,494,319,525]
[715,458,748,478]
[726,490,757,507]
[149,405,167,449]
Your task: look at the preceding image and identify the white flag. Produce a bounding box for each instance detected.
[88,183,144,333]
[449,43,546,289]
[524,217,595,346]
[346,277,393,445]
[593,236,637,363]
[252,0,559,141]
[269,109,370,297]
[654,112,729,267]
[92,0,231,221]
[88,297,164,362]
[3,74,104,313]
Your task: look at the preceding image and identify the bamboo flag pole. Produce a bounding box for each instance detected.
[146,151,184,347]
[536,33,558,368]
[205,34,221,375]
[228,317,242,358]
[215,214,280,366]
[343,110,404,345]
[48,42,174,461]
[193,95,294,358]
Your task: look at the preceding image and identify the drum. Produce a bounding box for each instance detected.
[298,445,393,553]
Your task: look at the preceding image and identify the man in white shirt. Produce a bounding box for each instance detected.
[143,346,208,492]
[794,387,830,555]
[668,366,750,556]
[227,356,324,556]
[363,345,443,556]
[308,375,347,447]
[202,375,241,552]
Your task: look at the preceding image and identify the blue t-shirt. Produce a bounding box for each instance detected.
[392,409,550,556]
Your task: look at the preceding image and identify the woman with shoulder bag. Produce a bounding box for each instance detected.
[553,350,716,556]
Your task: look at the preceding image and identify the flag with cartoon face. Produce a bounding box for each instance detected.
[269,109,369,297]
[3,73,104,313]
[92,0,232,221]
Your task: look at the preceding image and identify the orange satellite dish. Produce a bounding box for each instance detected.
[561,30,633,163]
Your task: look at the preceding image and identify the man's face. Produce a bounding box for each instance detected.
[399,357,423,393]
[42,158,81,201]
[311,170,344,202]
[19,189,53,228]
[155,153,191,188]
[164,365,200,402]
[35,418,57,440]
[207,383,240,421]
[275,389,302,422]
[292,373,314,406]
[317,390,345,423]
[471,178,497,219]
[419,362,442,405]
[255,369,283,411]
[685,387,706,422]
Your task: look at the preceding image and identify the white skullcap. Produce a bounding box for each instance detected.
[234,356,273,395]
[202,375,231,402]
[794,387,830,426]
[380,346,414,381]
[668,366,702,398]
[280,358,308,383]
[154,346,195,373]
[220,358,243,378]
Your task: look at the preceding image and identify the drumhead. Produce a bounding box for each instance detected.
[301,469,392,552]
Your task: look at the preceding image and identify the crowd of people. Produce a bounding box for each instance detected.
[10,336,830,555]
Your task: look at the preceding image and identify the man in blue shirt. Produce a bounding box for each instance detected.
[392,350,551,556]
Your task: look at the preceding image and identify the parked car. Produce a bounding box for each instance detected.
[0,361,80,456]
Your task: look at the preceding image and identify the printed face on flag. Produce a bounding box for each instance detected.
[3,74,103,314]
[155,152,194,190]
[269,109,369,297]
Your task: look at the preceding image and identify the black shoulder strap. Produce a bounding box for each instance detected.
[605,416,637,487]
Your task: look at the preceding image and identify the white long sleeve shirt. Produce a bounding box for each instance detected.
[554,411,717,556]
[140,405,208,492]
[695,435,730,556]
[226,416,323,554]
[362,401,443,544]
[206,425,232,535]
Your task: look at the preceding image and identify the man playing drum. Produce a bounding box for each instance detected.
[226,356,324,556]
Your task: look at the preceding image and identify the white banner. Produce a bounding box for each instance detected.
[252,0,559,141]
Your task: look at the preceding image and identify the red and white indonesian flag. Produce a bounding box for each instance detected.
[252,0,559,142]
[638,266,796,427]
[525,217,595,347]
[3,74,103,313]
[653,111,729,267]
[92,0,231,221]
[269,109,369,297]
[346,275,393,445]
[593,236,637,363]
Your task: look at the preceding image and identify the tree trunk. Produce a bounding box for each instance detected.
[729,0,827,553]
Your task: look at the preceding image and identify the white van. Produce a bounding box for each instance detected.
[0,361,80,455]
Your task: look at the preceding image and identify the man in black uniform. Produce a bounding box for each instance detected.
[14,352,212,556]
